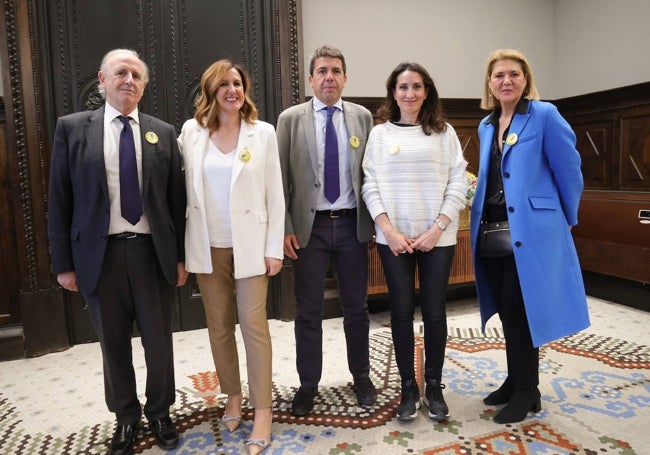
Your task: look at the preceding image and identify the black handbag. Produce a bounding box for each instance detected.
[479,220,513,258]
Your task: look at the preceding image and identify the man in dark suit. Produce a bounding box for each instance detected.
[48,49,187,455]
[277,45,376,416]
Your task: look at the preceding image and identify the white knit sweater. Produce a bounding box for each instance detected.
[362,122,467,247]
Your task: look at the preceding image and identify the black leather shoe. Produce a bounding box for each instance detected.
[484,376,513,406]
[493,387,542,424]
[353,377,377,407]
[149,417,179,450]
[291,385,317,416]
[110,422,139,455]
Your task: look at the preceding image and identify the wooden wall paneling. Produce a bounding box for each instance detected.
[620,106,650,191]
[571,118,615,190]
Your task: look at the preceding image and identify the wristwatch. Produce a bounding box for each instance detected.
[435,218,448,231]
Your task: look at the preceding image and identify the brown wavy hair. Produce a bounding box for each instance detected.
[193,59,258,131]
[377,62,446,135]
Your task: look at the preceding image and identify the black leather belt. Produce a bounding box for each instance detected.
[315,208,356,218]
[108,232,150,240]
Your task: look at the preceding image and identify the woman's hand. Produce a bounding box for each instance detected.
[411,227,442,252]
[265,257,283,276]
[384,229,414,256]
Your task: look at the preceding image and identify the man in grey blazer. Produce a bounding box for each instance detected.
[277,45,376,416]
[48,49,187,454]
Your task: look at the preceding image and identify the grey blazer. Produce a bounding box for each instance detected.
[277,99,373,247]
[48,106,186,295]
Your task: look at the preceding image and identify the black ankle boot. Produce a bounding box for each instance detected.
[483,376,513,406]
[493,387,542,424]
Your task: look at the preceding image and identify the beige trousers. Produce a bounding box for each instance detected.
[196,248,272,409]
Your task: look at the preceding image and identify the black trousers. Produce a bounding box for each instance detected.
[85,235,176,425]
[378,244,455,383]
[293,213,370,387]
[484,254,539,390]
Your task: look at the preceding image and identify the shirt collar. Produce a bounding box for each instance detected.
[312,97,343,113]
[105,102,140,124]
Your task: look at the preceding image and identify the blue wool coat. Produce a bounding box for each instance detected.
[469,100,590,347]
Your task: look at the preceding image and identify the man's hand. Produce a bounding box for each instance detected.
[57,271,79,292]
[177,262,189,287]
[284,234,300,260]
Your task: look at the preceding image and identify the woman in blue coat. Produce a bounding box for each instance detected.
[469,49,590,424]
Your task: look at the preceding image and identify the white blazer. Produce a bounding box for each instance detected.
[178,118,285,278]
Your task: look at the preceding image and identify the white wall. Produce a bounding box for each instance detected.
[554,0,650,98]
[301,0,650,99]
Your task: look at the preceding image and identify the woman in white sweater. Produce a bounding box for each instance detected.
[362,62,467,422]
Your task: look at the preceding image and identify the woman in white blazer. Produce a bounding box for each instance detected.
[178,60,284,455]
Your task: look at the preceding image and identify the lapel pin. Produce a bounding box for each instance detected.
[145,131,159,144]
[239,147,251,163]
[349,136,360,148]
[505,133,518,146]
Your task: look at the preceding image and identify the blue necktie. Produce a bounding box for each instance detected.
[324,106,340,203]
[118,116,143,225]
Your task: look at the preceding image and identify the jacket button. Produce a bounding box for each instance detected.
[508,206,514,212]
[515,241,522,247]
[504,172,510,178]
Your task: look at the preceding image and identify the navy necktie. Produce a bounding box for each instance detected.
[118,115,143,225]
[324,106,340,203]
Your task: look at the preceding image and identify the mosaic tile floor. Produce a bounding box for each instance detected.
[1,296,648,454]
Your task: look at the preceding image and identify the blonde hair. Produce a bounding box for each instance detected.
[480,49,540,110]
[194,59,258,131]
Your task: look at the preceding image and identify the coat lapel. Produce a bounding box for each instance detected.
[502,109,531,158]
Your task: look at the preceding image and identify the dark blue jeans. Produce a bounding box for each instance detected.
[378,243,455,383]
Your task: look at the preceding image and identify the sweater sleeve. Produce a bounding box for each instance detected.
[361,126,386,220]
[438,125,469,219]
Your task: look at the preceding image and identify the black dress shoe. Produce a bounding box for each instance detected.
[291,385,317,416]
[149,417,179,450]
[353,377,377,407]
[110,422,139,455]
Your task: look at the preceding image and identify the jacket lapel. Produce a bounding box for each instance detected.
[139,114,159,205]
[301,102,319,178]
[191,125,210,208]
[85,107,109,201]
[231,119,254,186]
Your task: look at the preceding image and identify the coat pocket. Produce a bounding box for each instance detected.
[528,196,559,210]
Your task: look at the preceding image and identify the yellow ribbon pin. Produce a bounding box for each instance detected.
[388,145,400,156]
[349,136,360,148]
[239,148,251,163]
[145,132,159,144]
[505,133,518,146]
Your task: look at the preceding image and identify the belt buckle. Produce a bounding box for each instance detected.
[124,232,138,239]
[330,210,339,219]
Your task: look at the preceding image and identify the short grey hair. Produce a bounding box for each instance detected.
[97,48,149,99]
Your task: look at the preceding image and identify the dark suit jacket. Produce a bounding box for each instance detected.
[48,106,186,296]
[276,99,373,247]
